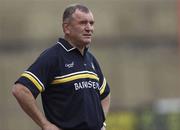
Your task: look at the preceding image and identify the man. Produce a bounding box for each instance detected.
[12,4,110,130]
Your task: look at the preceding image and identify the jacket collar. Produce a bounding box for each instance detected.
[57,38,76,52]
[57,38,89,55]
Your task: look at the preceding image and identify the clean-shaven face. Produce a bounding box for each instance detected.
[66,9,94,48]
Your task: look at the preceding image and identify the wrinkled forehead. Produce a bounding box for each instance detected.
[72,9,94,21]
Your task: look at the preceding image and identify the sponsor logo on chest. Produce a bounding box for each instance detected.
[74,80,100,91]
[65,61,74,68]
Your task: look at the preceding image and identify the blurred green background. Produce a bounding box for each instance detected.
[0,0,179,130]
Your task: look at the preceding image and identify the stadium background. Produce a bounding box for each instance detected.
[0,0,178,130]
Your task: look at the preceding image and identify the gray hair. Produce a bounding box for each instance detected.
[63,4,90,22]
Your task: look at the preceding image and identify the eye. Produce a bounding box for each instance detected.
[90,21,94,26]
[79,20,94,26]
[80,21,87,25]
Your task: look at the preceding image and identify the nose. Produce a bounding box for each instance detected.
[85,23,94,32]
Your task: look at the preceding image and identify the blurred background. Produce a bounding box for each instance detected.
[0,0,178,130]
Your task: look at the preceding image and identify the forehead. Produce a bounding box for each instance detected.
[71,9,94,21]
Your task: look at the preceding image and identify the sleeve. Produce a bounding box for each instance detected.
[93,57,110,100]
[99,77,110,100]
[15,50,56,98]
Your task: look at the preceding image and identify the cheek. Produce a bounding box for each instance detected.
[72,29,84,37]
[69,25,84,36]
[74,25,84,32]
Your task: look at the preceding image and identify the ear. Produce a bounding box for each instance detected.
[62,23,70,34]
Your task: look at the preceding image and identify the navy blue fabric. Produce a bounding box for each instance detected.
[15,38,110,130]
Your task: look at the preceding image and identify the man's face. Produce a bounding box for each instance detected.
[64,9,94,48]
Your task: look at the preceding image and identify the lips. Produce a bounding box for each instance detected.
[83,34,91,36]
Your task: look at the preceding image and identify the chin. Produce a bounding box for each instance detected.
[83,39,91,44]
[84,41,91,46]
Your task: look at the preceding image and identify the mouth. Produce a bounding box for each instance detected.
[83,34,92,38]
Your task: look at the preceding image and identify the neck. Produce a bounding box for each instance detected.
[64,36,85,55]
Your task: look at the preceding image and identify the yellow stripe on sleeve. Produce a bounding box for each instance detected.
[21,73,43,92]
[100,78,106,95]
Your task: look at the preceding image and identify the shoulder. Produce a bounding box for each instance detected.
[87,50,100,62]
[86,50,101,68]
[41,42,67,58]
[86,51,96,61]
[36,44,61,65]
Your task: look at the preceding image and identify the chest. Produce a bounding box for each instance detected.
[59,53,96,75]
[46,53,100,96]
